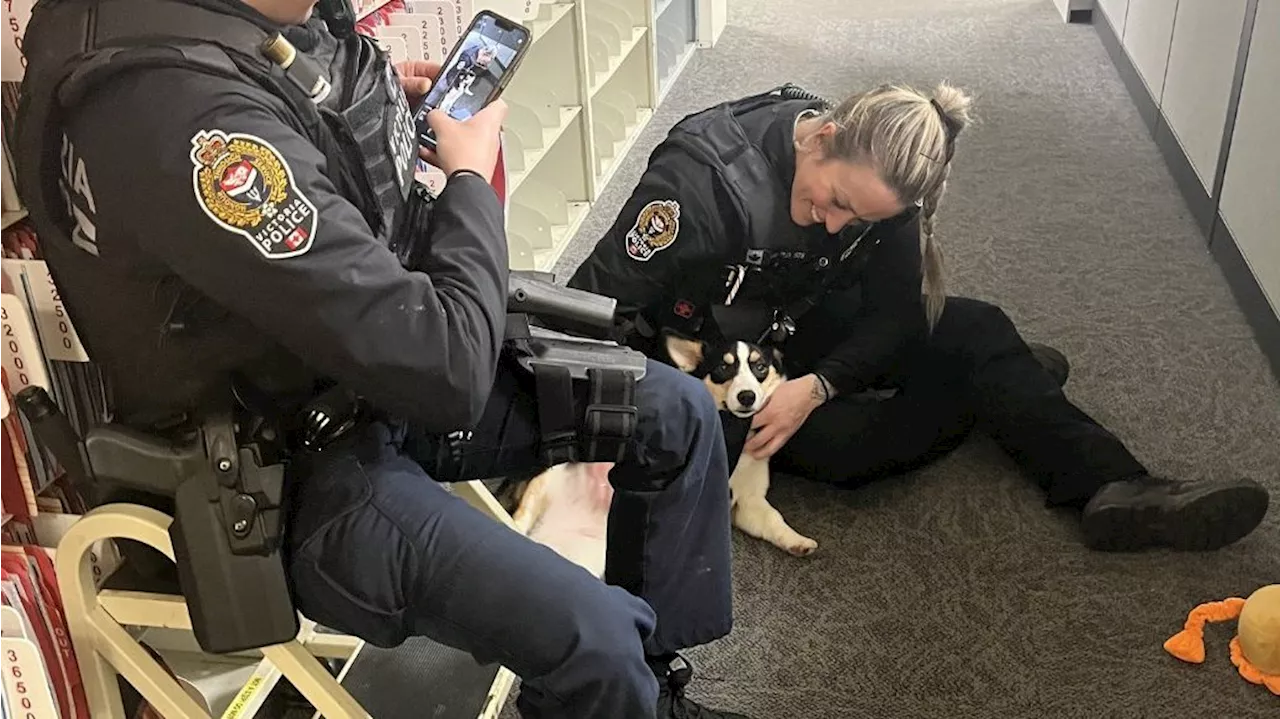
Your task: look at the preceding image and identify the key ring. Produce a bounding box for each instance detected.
[759,309,797,346]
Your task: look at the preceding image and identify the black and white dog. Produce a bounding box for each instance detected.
[664,334,818,557]
[499,335,817,579]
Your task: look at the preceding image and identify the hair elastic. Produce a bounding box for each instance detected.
[929,98,960,163]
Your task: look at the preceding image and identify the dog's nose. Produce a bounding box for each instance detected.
[736,390,756,407]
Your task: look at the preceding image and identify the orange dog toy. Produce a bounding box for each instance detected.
[1165,585,1280,696]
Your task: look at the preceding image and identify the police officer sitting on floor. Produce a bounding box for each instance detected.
[567,82,1271,551]
[14,0,752,716]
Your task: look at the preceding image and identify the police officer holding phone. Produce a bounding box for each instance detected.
[15,0,752,716]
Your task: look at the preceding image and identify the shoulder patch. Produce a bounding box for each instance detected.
[190,130,318,259]
[625,199,680,262]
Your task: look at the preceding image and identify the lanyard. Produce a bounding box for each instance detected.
[758,221,878,346]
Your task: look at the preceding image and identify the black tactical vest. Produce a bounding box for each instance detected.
[13,0,419,424]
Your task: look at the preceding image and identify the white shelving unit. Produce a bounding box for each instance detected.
[491,0,699,271]
[654,0,698,102]
[695,0,727,48]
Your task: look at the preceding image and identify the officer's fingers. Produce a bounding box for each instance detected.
[425,108,458,133]
[420,60,444,79]
[397,60,443,81]
[745,426,772,455]
[401,77,433,98]
[748,441,775,461]
[471,98,509,128]
[761,435,788,459]
[755,424,790,458]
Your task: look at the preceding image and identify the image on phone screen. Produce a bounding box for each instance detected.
[421,14,528,124]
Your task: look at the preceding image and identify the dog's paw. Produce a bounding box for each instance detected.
[785,537,818,557]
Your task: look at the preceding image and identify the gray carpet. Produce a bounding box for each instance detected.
[516,0,1280,717]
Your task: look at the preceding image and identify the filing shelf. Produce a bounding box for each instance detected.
[491,0,702,271]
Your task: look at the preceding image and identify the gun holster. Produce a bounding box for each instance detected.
[15,386,299,655]
[170,402,297,654]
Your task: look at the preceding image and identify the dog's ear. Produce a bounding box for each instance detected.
[665,334,705,373]
[766,345,784,365]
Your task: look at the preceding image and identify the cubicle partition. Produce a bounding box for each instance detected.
[1092,0,1280,380]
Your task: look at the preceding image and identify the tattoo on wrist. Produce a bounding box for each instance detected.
[810,374,831,404]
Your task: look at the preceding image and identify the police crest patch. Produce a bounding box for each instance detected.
[625,199,680,262]
[190,130,318,259]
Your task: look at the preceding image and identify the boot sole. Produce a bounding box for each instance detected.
[1082,481,1270,551]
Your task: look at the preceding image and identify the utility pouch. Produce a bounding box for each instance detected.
[390,181,437,269]
[504,317,646,466]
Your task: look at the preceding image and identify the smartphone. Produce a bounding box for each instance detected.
[415,10,532,150]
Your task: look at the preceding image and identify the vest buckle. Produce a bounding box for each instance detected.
[761,309,797,345]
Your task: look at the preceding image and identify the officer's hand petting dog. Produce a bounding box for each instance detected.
[745,374,829,460]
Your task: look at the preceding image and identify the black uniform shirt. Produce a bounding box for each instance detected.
[569,99,927,396]
[50,8,509,431]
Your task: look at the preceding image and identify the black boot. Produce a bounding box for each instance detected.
[650,653,748,719]
[1028,342,1069,388]
[1081,474,1270,551]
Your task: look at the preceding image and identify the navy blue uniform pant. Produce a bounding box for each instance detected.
[754,295,1148,506]
[282,359,733,718]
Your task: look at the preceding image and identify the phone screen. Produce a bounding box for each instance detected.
[415,11,530,145]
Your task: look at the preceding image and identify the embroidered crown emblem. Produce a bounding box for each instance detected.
[193,132,229,167]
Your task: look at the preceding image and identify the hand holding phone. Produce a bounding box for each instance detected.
[414,10,532,151]
[421,99,508,183]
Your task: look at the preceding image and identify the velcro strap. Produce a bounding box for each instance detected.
[534,364,578,465]
[632,312,656,339]
[582,368,637,464]
[504,313,531,341]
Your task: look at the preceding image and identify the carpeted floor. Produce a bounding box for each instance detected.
[511,0,1280,717]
